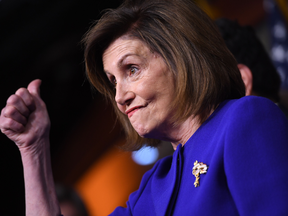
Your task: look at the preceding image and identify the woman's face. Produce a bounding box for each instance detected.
[103,36,176,139]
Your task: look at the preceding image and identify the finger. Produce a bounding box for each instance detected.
[1,105,27,126]
[27,79,47,111]
[1,125,24,135]
[27,79,42,98]
[7,94,31,117]
[0,112,24,133]
[15,88,36,112]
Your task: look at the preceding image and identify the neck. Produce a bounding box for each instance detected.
[167,116,200,150]
[169,107,216,150]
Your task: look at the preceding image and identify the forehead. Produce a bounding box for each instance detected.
[102,36,151,70]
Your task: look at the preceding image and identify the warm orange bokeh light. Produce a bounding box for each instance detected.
[75,139,152,216]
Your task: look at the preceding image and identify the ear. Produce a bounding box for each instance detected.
[237,64,253,96]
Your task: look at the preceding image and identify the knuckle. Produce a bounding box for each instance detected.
[26,99,35,108]
[0,128,6,134]
[1,107,5,115]
[15,88,27,96]
[25,96,34,106]
[2,118,13,129]
[3,106,16,117]
[15,88,34,108]
[5,119,14,128]
[6,94,19,105]
[5,119,23,132]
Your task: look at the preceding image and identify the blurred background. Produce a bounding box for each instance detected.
[0,0,287,215]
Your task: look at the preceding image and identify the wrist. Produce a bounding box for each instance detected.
[19,136,50,158]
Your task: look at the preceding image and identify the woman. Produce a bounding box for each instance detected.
[1,0,288,215]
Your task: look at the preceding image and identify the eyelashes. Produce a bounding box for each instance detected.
[107,65,140,88]
[106,75,117,88]
[110,77,117,88]
[129,66,139,76]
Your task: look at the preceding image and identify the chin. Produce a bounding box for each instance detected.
[133,124,152,138]
[135,128,150,138]
[137,128,163,141]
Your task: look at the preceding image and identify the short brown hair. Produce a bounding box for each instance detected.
[83,0,245,150]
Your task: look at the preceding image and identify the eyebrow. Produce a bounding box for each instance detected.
[117,53,139,68]
[104,53,140,75]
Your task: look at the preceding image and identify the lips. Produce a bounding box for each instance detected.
[125,106,143,118]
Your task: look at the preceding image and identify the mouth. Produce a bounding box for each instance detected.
[125,106,143,118]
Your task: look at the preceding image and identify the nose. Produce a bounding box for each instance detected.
[115,81,135,108]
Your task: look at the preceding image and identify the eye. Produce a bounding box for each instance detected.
[112,77,117,86]
[129,67,138,76]
[107,76,117,87]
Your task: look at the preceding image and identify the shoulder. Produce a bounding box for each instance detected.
[222,96,288,143]
[219,96,288,128]
[225,95,281,116]
[222,96,288,177]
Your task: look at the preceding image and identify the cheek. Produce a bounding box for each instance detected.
[117,104,126,114]
[135,76,160,100]
[136,85,152,99]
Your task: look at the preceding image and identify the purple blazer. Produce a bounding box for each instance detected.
[110,96,288,216]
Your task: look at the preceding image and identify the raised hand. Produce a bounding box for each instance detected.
[0,79,50,152]
[0,80,61,215]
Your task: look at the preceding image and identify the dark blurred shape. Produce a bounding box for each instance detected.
[215,18,281,102]
[265,0,288,88]
[56,184,89,216]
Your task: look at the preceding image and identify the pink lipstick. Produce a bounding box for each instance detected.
[125,106,142,118]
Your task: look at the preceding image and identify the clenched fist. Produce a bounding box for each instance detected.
[0,79,50,152]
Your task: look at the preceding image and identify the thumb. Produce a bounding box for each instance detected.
[27,79,42,97]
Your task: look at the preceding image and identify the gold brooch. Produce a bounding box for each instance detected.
[192,160,208,187]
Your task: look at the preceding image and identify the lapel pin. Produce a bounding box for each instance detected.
[192,160,208,187]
